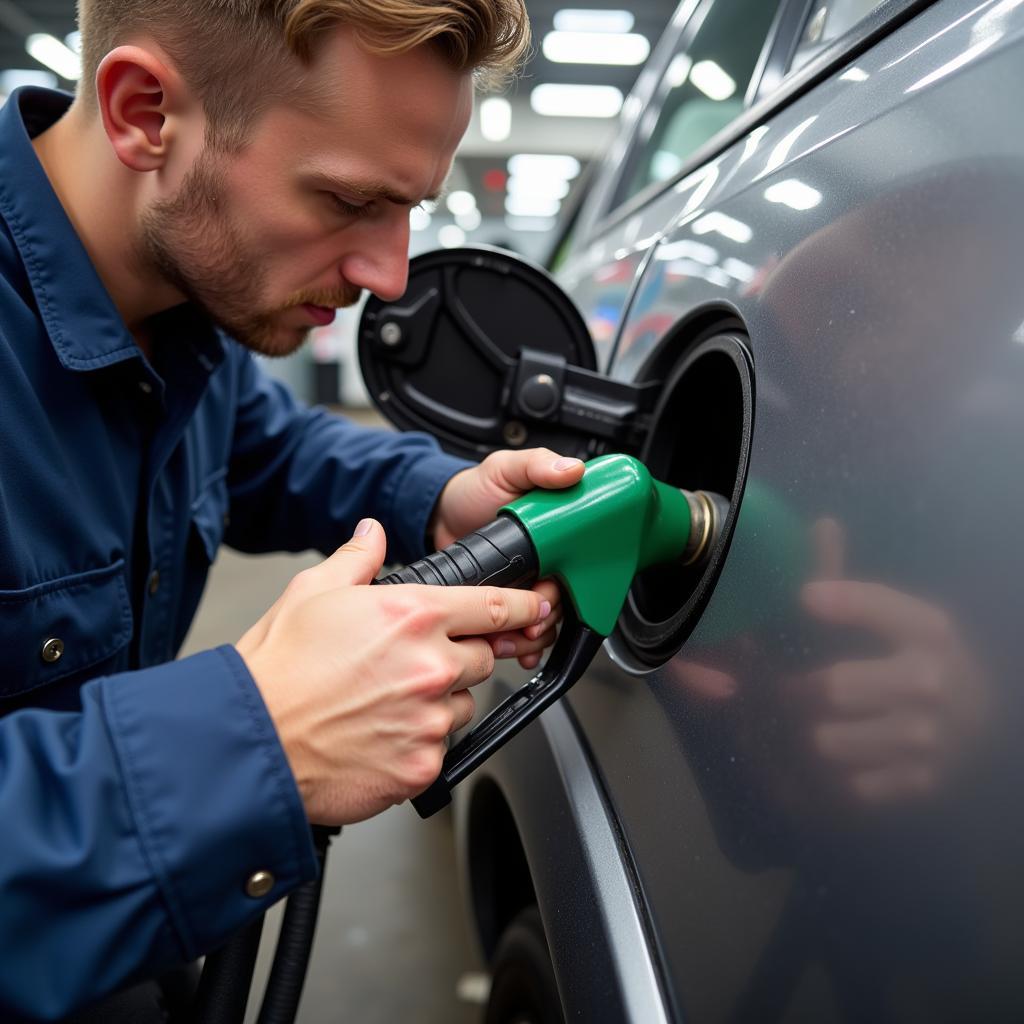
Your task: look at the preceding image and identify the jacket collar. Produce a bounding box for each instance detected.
[0,87,224,375]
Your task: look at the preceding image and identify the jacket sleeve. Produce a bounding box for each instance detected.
[224,351,473,565]
[0,645,316,1021]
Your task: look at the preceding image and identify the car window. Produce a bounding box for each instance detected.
[788,0,890,74]
[612,0,783,209]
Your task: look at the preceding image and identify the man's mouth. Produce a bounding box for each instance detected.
[301,303,337,327]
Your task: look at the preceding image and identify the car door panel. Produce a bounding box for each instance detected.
[564,2,1024,1019]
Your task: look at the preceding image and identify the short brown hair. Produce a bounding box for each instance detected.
[76,0,530,148]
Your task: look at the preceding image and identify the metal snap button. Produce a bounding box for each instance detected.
[138,380,153,394]
[41,637,65,663]
[245,870,275,898]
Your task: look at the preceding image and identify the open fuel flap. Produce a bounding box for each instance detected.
[358,246,754,675]
[358,246,661,461]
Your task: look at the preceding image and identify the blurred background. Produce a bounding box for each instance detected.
[0,1,677,1018]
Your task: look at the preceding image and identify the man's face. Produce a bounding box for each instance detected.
[139,28,473,356]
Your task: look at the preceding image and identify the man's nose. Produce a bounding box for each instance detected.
[340,210,410,302]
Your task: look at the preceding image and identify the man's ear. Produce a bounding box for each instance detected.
[95,45,188,172]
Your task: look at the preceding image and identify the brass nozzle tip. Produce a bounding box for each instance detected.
[680,490,729,567]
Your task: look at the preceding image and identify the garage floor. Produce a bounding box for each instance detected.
[179,456,488,1023]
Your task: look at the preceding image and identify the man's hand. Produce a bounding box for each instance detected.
[236,519,550,825]
[431,448,585,669]
[793,518,988,806]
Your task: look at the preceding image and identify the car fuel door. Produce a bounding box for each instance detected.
[357,247,662,461]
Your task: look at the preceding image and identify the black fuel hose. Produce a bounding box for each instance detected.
[190,827,337,1024]
[255,826,338,1024]
[192,915,265,1024]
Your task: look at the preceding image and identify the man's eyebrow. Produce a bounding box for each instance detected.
[316,174,445,207]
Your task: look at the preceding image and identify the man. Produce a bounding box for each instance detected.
[0,0,584,1017]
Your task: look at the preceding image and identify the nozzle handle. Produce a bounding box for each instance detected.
[375,515,539,588]
[373,518,603,819]
[411,608,603,818]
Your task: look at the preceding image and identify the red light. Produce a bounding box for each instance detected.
[483,169,507,191]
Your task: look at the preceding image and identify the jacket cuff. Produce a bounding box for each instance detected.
[386,448,473,561]
[100,645,317,960]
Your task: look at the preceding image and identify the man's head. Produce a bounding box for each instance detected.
[74,0,529,354]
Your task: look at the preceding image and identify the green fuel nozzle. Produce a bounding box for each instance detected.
[375,453,728,816]
[502,453,726,635]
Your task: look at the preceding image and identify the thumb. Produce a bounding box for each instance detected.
[322,518,387,585]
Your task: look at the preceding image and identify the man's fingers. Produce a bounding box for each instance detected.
[444,585,548,637]
[316,518,388,587]
[812,712,941,767]
[801,579,953,646]
[524,579,561,640]
[492,626,557,659]
[449,688,476,733]
[482,448,584,501]
[450,636,497,690]
[789,651,948,717]
[850,762,935,804]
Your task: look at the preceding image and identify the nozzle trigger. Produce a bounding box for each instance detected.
[412,604,603,817]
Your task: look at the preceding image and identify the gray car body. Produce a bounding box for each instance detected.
[455,1,1024,1020]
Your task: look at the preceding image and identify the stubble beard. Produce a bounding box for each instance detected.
[137,150,359,358]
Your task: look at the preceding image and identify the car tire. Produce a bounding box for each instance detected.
[485,906,564,1024]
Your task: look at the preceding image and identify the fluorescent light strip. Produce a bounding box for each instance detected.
[506,175,571,201]
[553,9,634,33]
[530,83,623,118]
[507,154,581,179]
[542,30,650,66]
[505,194,562,218]
[26,34,81,81]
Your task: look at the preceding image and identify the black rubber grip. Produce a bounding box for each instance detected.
[374,514,539,589]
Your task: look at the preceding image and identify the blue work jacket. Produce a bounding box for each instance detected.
[0,87,471,1019]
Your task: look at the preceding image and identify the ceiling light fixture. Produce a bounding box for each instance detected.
[445,191,477,217]
[542,30,650,66]
[530,84,623,118]
[507,154,581,179]
[553,9,634,33]
[506,175,571,201]
[455,209,482,232]
[688,60,736,101]
[480,96,511,141]
[505,194,562,218]
[438,225,466,248]
[409,207,431,232]
[26,34,81,81]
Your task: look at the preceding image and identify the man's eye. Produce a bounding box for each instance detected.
[328,193,372,218]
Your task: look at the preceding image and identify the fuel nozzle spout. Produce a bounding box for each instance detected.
[681,488,730,568]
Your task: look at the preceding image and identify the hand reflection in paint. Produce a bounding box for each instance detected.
[668,517,989,808]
